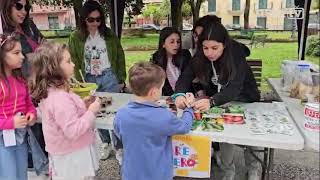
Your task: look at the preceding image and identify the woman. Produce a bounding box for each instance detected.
[175,20,260,180]
[0,0,44,76]
[68,0,126,92]
[0,0,47,172]
[68,0,126,160]
[151,27,191,96]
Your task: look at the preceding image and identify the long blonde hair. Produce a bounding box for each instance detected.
[29,42,69,102]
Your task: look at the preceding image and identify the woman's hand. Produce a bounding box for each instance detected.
[192,98,210,112]
[175,96,188,109]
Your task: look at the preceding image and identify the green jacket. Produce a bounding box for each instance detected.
[68,29,126,83]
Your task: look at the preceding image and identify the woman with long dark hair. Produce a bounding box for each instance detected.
[0,0,44,76]
[175,20,261,180]
[151,27,191,96]
[68,0,126,161]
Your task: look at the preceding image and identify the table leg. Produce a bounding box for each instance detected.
[261,147,268,180]
[266,148,274,180]
[109,129,115,149]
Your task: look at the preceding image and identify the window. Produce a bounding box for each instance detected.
[233,16,240,25]
[48,16,59,29]
[286,0,294,8]
[232,0,240,11]
[257,17,267,29]
[208,0,216,12]
[258,0,267,9]
[284,17,294,30]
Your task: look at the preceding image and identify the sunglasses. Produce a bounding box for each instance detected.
[86,17,101,23]
[14,2,31,11]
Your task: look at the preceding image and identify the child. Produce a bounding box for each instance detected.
[29,42,101,180]
[114,62,195,180]
[0,34,37,180]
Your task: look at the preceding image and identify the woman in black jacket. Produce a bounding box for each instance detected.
[175,19,261,180]
[151,27,191,96]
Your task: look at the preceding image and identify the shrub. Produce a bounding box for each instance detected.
[306,35,320,57]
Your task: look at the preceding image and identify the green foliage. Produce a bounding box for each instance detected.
[142,1,169,23]
[306,35,320,57]
[182,1,192,17]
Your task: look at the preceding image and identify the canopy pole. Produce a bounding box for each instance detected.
[298,0,311,60]
[114,0,118,37]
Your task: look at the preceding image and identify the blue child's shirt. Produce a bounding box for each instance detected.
[114,101,194,180]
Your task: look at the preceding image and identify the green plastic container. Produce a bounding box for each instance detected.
[71,83,98,98]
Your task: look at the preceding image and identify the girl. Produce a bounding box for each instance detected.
[175,20,261,180]
[0,0,46,169]
[150,27,191,96]
[0,34,37,180]
[29,42,101,180]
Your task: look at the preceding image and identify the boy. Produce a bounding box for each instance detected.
[114,62,194,180]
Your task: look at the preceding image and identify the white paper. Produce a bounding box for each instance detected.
[3,130,16,147]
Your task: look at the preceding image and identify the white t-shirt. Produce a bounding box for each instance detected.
[84,32,111,75]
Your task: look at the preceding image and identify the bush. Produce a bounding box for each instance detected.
[306,35,320,57]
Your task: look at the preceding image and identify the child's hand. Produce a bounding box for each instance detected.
[26,112,36,126]
[13,115,28,129]
[83,96,95,109]
[88,97,101,114]
[185,93,195,108]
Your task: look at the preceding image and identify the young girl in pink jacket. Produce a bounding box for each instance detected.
[29,42,101,180]
[0,34,37,180]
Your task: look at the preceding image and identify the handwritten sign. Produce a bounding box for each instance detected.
[172,135,211,178]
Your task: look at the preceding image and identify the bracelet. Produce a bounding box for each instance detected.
[171,93,186,101]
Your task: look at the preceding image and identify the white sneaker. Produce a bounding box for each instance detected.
[116,149,123,166]
[100,143,112,160]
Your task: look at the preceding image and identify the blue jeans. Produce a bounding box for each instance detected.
[85,68,120,93]
[86,68,119,145]
[0,142,28,180]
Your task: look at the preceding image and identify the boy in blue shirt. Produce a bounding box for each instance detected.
[114,62,194,180]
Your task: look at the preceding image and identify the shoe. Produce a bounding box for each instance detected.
[115,149,123,166]
[100,143,112,160]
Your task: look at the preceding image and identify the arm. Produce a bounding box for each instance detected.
[51,93,96,141]
[68,33,82,81]
[0,117,14,130]
[159,108,194,136]
[115,36,126,84]
[212,57,248,106]
[175,63,195,93]
[113,113,121,139]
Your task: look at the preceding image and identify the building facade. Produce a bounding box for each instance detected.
[29,5,75,30]
[202,0,297,30]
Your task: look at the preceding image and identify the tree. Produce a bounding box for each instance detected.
[125,0,144,27]
[182,1,192,18]
[170,0,184,30]
[187,0,205,26]
[244,0,250,29]
[142,2,169,25]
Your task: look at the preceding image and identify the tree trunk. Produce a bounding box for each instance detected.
[244,0,250,29]
[73,0,82,27]
[170,0,183,31]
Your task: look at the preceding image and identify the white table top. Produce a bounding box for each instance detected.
[267,78,319,152]
[94,92,304,151]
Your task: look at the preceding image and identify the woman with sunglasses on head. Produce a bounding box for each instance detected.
[68,0,126,161]
[175,20,261,180]
[150,27,191,96]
